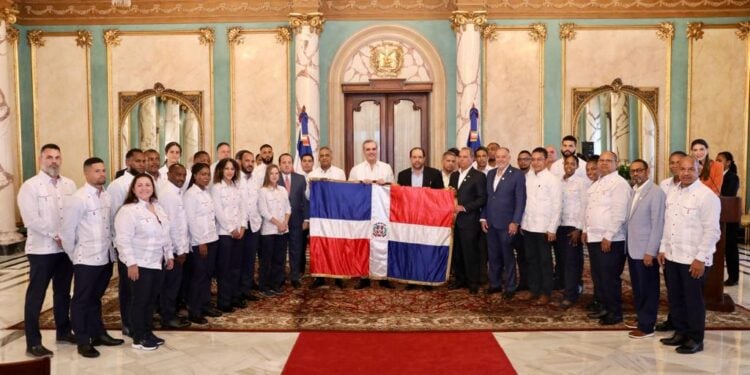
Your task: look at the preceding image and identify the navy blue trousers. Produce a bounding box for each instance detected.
[665,260,708,343]
[71,263,113,345]
[556,226,583,302]
[127,267,163,342]
[588,241,626,319]
[260,234,287,291]
[286,224,305,283]
[116,256,131,331]
[239,227,260,294]
[487,225,517,292]
[216,235,243,308]
[627,255,660,334]
[511,232,528,290]
[25,253,73,348]
[159,256,184,322]
[188,242,218,318]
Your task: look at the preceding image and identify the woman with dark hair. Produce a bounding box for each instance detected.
[210,158,247,312]
[258,164,290,297]
[159,142,191,191]
[114,173,174,351]
[183,163,222,323]
[717,151,741,286]
[690,139,723,195]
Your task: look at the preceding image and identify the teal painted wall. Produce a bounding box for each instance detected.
[14,17,750,205]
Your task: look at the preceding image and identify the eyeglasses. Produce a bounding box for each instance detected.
[630,168,646,174]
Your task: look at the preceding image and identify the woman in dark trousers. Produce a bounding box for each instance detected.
[183,163,221,324]
[258,164,291,297]
[717,151,740,286]
[114,173,174,351]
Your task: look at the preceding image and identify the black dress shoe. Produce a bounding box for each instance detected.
[335,279,344,288]
[162,318,191,329]
[485,286,502,295]
[310,278,325,289]
[586,300,602,312]
[354,279,371,289]
[502,291,515,300]
[56,332,76,344]
[469,286,479,294]
[242,293,259,302]
[92,333,125,346]
[405,284,418,291]
[599,314,623,325]
[232,299,247,309]
[218,305,235,313]
[379,280,395,289]
[203,307,223,317]
[587,310,608,319]
[676,339,703,354]
[27,345,53,357]
[655,319,674,332]
[724,279,738,287]
[660,333,687,346]
[447,282,466,290]
[291,280,302,289]
[77,344,100,358]
[189,315,208,325]
[423,286,433,291]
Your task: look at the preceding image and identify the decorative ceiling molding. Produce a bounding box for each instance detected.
[13,0,750,25]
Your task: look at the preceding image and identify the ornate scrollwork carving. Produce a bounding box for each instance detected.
[118,82,203,130]
[5,26,18,43]
[103,29,121,47]
[737,22,750,41]
[227,27,244,45]
[529,23,547,42]
[276,26,292,43]
[198,27,215,45]
[289,12,325,35]
[450,10,487,34]
[2,6,18,25]
[572,78,658,126]
[27,30,44,47]
[656,22,675,41]
[686,22,704,41]
[76,30,92,48]
[370,42,404,78]
[559,23,576,41]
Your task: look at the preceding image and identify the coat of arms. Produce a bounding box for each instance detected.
[370,42,404,78]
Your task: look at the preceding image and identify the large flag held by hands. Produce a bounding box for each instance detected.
[309,181,455,285]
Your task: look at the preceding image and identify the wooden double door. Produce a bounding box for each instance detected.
[343,80,432,174]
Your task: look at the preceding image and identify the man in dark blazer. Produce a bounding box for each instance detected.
[278,153,310,289]
[397,147,444,189]
[480,147,526,299]
[448,147,487,294]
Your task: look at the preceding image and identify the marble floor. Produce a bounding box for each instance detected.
[0,245,749,374]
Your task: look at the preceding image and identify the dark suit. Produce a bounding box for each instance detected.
[481,166,526,291]
[397,167,445,189]
[278,172,309,284]
[722,169,740,283]
[449,168,487,290]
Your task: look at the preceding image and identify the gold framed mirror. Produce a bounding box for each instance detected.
[117,82,204,169]
[572,78,659,178]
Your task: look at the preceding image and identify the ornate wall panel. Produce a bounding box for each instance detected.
[484,25,544,156]
[688,23,749,204]
[107,29,212,174]
[562,25,671,178]
[229,29,290,157]
[30,31,92,186]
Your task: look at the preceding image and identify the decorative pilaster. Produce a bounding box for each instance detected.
[451,10,484,148]
[290,12,323,167]
[0,14,24,246]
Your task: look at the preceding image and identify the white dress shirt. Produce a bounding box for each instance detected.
[107,171,134,220]
[157,182,190,256]
[239,171,262,233]
[60,183,114,265]
[349,160,394,183]
[584,171,633,242]
[560,174,587,229]
[259,186,291,235]
[659,180,721,266]
[441,170,452,189]
[17,171,77,255]
[521,169,562,233]
[114,200,173,269]
[550,157,588,180]
[659,177,680,196]
[308,165,347,181]
[211,180,247,235]
[455,167,472,190]
[183,185,219,247]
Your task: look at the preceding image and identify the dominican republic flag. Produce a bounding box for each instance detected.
[294,107,314,174]
[309,181,455,285]
[466,105,482,152]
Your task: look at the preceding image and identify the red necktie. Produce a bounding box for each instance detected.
[284,175,291,194]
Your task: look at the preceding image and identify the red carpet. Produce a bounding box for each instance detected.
[282,331,516,375]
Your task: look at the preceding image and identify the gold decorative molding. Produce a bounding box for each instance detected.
[75,30,92,48]
[529,23,547,42]
[276,26,292,43]
[2,5,18,24]
[572,78,659,127]
[5,25,18,42]
[227,26,243,45]
[559,23,576,41]
[482,24,499,41]
[118,83,203,128]
[26,29,43,47]
[103,29,121,46]
[198,27,215,45]
[289,12,325,35]
[656,22,675,41]
[450,10,487,33]
[369,41,404,78]
[737,22,750,40]
[687,22,705,41]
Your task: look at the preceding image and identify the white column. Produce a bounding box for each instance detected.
[0,20,23,245]
[293,13,322,160]
[453,11,484,148]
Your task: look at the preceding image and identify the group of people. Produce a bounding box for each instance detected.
[17,134,739,359]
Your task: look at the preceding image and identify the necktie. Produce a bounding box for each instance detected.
[284,175,291,194]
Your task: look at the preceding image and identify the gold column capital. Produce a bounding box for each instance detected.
[198,27,215,45]
[686,22,704,41]
[103,29,121,47]
[559,23,576,41]
[529,23,547,42]
[656,22,675,41]
[736,21,750,41]
[27,29,44,47]
[227,27,244,45]
[76,30,92,48]
[276,26,292,43]
[5,25,18,42]
[289,12,325,35]
[450,10,487,34]
[1,5,18,25]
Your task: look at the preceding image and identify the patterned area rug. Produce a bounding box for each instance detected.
[24,270,750,332]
